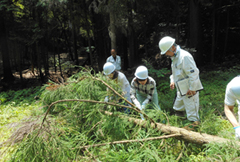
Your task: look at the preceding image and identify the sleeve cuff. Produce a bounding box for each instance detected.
[234,126,240,129]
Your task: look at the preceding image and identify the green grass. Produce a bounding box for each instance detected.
[0,86,43,162]
[0,65,240,161]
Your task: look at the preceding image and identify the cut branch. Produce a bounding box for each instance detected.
[104,111,240,146]
[77,134,181,149]
[36,98,154,138]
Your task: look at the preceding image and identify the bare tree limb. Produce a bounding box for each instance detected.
[115,112,240,146]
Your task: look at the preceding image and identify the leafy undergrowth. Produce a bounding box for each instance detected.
[0,86,43,161]
[0,65,240,161]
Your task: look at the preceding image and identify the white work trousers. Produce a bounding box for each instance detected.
[173,91,200,121]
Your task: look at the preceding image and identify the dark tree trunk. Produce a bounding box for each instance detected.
[211,0,216,64]
[69,0,78,65]
[189,0,203,66]
[92,13,109,71]
[223,8,229,58]
[117,32,128,71]
[42,38,49,77]
[15,42,23,84]
[83,0,94,68]
[127,1,138,68]
[0,10,14,82]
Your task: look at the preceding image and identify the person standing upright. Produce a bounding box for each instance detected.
[159,36,203,124]
[106,49,121,71]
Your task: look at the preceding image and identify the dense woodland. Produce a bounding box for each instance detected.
[1,0,240,161]
[0,0,240,86]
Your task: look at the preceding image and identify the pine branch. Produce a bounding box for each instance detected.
[77,134,182,150]
[35,76,157,138]
[36,98,155,139]
[104,111,240,146]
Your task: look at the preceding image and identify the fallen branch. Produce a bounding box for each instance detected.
[37,98,240,146]
[92,77,135,107]
[104,111,240,146]
[77,134,181,150]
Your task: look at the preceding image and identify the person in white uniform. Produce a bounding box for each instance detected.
[159,36,203,123]
[130,66,161,120]
[224,76,240,139]
[106,49,121,71]
[103,62,131,113]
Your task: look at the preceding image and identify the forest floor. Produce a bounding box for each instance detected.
[1,59,240,161]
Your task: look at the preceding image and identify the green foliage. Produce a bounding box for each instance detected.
[143,59,170,80]
[204,142,240,161]
[40,69,112,113]
[1,66,240,161]
[0,86,42,106]
[0,86,43,161]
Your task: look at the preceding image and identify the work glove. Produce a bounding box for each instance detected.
[141,104,146,111]
[142,99,149,106]
[140,114,145,120]
[104,96,109,102]
[141,99,149,110]
[234,126,240,140]
[132,99,141,110]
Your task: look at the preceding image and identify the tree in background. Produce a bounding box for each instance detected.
[1,0,240,85]
[0,0,15,82]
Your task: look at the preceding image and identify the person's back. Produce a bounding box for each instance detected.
[224,75,240,139]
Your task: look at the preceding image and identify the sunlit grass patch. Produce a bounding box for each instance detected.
[0,104,41,162]
[0,87,43,162]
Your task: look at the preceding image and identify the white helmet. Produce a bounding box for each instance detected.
[135,66,148,80]
[159,36,175,55]
[103,62,115,75]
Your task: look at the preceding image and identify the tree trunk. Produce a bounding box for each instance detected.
[83,0,94,68]
[109,12,116,49]
[92,12,109,71]
[108,0,117,49]
[223,8,229,58]
[0,10,14,82]
[69,0,78,65]
[16,42,23,84]
[105,111,240,146]
[189,0,202,65]
[211,0,216,64]
[118,33,128,71]
[128,2,135,68]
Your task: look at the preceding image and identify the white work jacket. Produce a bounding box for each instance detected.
[170,46,203,92]
[106,55,121,71]
[225,76,240,106]
[117,72,131,103]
